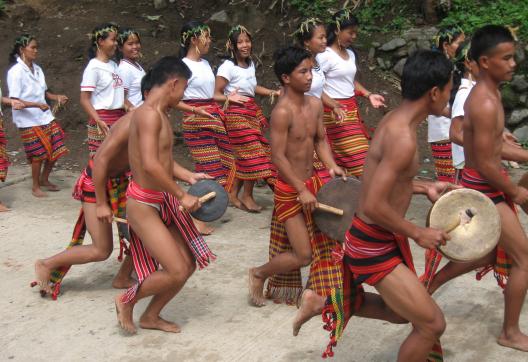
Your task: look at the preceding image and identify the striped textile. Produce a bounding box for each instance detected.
[224,98,276,184]
[322,97,369,177]
[19,120,68,162]
[88,109,126,157]
[430,141,455,183]
[48,159,129,299]
[121,180,216,303]
[0,117,8,182]
[265,173,342,304]
[460,167,512,288]
[182,100,235,192]
[321,216,443,361]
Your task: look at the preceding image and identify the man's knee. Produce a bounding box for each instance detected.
[417,311,446,340]
[90,247,112,262]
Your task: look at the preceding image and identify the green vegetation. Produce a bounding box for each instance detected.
[440,0,528,39]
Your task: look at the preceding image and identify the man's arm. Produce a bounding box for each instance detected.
[470,101,519,197]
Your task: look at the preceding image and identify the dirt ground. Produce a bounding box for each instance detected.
[1,165,528,362]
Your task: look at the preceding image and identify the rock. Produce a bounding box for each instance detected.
[372,42,381,48]
[407,42,418,56]
[502,85,521,110]
[153,0,167,9]
[520,94,528,106]
[380,38,406,52]
[368,48,376,62]
[402,27,437,42]
[209,10,230,24]
[508,109,528,127]
[393,58,407,77]
[376,57,386,70]
[516,47,526,63]
[393,47,408,60]
[385,60,392,69]
[417,39,431,50]
[513,124,528,142]
[511,75,528,92]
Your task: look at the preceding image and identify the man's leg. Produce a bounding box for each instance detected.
[249,213,312,306]
[240,180,262,212]
[115,200,196,333]
[40,160,59,191]
[139,224,196,333]
[376,264,446,362]
[34,202,114,292]
[31,160,46,197]
[495,202,528,351]
[427,251,496,294]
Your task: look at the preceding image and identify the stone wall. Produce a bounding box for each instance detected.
[368,27,528,140]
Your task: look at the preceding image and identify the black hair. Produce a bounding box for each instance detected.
[140,72,152,101]
[295,19,325,47]
[179,20,210,58]
[88,23,119,59]
[8,34,36,64]
[470,25,515,63]
[326,9,359,47]
[401,50,453,101]
[144,56,192,90]
[450,39,472,106]
[116,28,141,61]
[223,25,253,66]
[432,26,464,53]
[273,46,311,85]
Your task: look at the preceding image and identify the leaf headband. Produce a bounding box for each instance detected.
[118,29,140,45]
[334,9,352,32]
[453,42,471,63]
[433,26,463,49]
[90,25,119,42]
[291,18,321,37]
[15,34,34,48]
[225,25,251,53]
[181,24,210,46]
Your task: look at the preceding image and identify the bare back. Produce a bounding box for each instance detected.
[463,82,504,169]
[357,109,419,222]
[128,105,173,190]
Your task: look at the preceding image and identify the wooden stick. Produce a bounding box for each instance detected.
[316,202,344,216]
[113,216,128,224]
[178,191,217,212]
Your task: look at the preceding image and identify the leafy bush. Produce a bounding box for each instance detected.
[440,0,528,39]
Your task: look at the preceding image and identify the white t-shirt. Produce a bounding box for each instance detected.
[7,57,54,128]
[80,58,125,110]
[217,59,257,97]
[118,59,145,107]
[182,57,215,100]
[306,65,325,98]
[317,48,357,98]
[451,78,476,169]
[427,115,451,143]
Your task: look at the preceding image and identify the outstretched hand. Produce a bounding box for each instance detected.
[368,94,386,108]
[188,172,214,185]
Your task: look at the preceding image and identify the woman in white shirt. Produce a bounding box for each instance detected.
[214,25,278,212]
[427,27,465,182]
[0,86,25,211]
[176,21,237,215]
[7,34,69,198]
[117,28,145,108]
[316,10,385,177]
[80,23,131,157]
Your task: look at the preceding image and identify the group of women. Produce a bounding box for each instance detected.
[0,10,485,230]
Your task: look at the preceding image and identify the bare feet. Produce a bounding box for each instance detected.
[115,294,137,334]
[498,330,528,352]
[228,192,244,210]
[40,180,60,191]
[0,202,10,212]
[293,289,325,336]
[248,268,266,307]
[192,218,214,235]
[112,276,136,289]
[240,195,263,213]
[34,260,52,295]
[32,187,47,198]
[139,315,181,333]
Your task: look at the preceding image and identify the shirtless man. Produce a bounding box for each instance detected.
[115,56,216,334]
[248,46,346,307]
[429,25,528,352]
[297,50,456,360]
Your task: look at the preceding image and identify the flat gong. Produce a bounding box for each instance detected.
[187,180,228,222]
[313,177,361,242]
[428,188,501,262]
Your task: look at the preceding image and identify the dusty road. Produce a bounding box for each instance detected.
[1,166,528,362]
